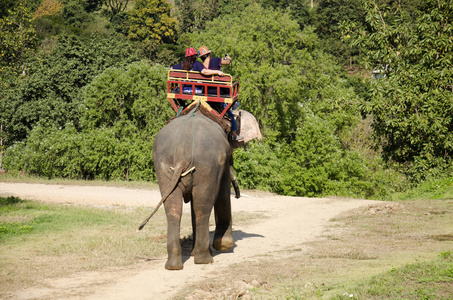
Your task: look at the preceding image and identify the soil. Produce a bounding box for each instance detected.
[0,182,379,300]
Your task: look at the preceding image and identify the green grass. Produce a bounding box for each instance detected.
[0,197,43,237]
[0,196,137,242]
[0,195,169,296]
[390,176,453,201]
[330,251,453,300]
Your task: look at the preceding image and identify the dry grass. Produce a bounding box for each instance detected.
[0,199,261,298]
[177,199,453,299]
[0,208,167,295]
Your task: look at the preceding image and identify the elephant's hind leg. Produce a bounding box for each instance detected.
[164,189,184,270]
[192,210,214,265]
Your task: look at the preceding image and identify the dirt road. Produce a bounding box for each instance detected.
[0,182,378,299]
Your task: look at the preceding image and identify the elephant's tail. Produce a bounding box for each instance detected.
[138,163,192,231]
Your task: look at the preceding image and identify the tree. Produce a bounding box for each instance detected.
[0,0,16,18]
[60,0,103,12]
[261,0,314,30]
[82,61,173,138]
[0,0,36,69]
[315,0,365,64]
[127,0,176,44]
[174,0,220,34]
[185,3,374,197]
[3,62,173,180]
[105,0,129,16]
[186,4,340,142]
[34,0,63,19]
[1,34,141,145]
[314,0,424,64]
[342,0,453,180]
[61,0,92,27]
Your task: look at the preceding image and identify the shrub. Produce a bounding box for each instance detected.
[3,124,155,180]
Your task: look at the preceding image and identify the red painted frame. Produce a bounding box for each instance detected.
[167,70,239,118]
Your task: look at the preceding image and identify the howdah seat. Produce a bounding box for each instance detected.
[167,70,239,118]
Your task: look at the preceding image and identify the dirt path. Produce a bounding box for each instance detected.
[0,182,379,300]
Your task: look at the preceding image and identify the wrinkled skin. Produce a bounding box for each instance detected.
[153,110,234,270]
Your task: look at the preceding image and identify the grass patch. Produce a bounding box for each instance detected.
[331,251,453,299]
[0,196,138,242]
[0,196,168,296]
[390,176,453,201]
[0,195,261,298]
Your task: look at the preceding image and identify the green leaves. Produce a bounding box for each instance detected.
[3,61,173,181]
[343,0,453,181]
[127,0,176,44]
[3,122,156,181]
[186,4,321,141]
[183,3,375,197]
[0,0,36,69]
[1,34,140,144]
[82,61,173,137]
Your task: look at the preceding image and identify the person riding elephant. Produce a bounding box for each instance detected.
[198,46,242,140]
[172,47,225,77]
[198,46,232,70]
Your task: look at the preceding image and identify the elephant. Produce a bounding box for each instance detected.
[139,106,235,270]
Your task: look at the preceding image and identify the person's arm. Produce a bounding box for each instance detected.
[192,61,224,76]
[201,68,224,76]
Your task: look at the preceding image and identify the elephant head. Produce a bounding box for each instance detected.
[231,109,262,148]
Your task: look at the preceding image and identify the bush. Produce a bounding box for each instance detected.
[3,124,155,180]
[61,1,92,28]
[234,142,283,192]
[3,61,172,181]
[2,34,141,145]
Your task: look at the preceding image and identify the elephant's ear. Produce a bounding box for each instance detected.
[232,110,262,148]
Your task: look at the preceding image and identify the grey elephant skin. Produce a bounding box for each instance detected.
[152,109,234,270]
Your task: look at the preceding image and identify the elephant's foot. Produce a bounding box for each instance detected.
[165,256,183,270]
[193,251,214,264]
[213,236,234,251]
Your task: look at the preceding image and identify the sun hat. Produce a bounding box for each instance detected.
[198,46,211,56]
[185,47,197,57]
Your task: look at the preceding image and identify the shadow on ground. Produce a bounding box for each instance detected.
[180,230,264,262]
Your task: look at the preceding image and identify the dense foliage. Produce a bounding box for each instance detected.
[0,0,37,69]
[342,0,453,181]
[1,0,451,199]
[127,0,176,44]
[185,4,388,197]
[2,34,140,144]
[4,61,172,180]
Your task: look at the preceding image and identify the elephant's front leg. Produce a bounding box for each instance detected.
[164,190,183,270]
[213,171,234,251]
